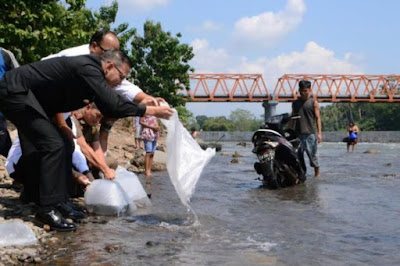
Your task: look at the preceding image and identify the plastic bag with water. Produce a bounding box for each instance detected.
[84,179,130,216]
[0,221,37,247]
[160,107,215,210]
[115,166,152,208]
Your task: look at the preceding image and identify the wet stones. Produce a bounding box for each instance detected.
[104,243,122,253]
[231,151,243,163]
[146,240,159,247]
[364,149,381,154]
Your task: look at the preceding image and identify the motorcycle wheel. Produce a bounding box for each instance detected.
[262,160,279,189]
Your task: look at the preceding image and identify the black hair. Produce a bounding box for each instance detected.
[299,80,311,90]
[89,29,118,45]
[100,50,132,68]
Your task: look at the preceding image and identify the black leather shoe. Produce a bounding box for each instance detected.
[55,202,86,221]
[35,208,76,232]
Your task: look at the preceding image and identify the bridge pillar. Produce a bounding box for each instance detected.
[262,100,279,122]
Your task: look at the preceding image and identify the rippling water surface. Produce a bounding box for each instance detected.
[50,142,400,265]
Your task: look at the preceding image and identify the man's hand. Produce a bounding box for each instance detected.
[145,105,173,120]
[317,132,322,143]
[102,167,116,180]
[155,97,166,104]
[140,96,166,106]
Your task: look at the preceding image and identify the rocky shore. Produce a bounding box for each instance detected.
[0,118,167,264]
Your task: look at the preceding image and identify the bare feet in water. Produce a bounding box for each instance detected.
[314,167,320,178]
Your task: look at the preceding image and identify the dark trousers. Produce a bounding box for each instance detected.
[0,118,11,157]
[0,85,72,207]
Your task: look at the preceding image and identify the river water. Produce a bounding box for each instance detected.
[50,142,400,265]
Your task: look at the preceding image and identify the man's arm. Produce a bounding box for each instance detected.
[314,100,322,143]
[98,91,166,153]
[76,136,115,179]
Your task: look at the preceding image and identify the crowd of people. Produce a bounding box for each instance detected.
[0,30,173,231]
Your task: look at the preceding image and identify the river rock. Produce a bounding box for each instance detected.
[231,158,239,164]
[364,149,381,154]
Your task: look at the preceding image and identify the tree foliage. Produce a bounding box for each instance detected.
[130,21,195,107]
[185,109,263,132]
[229,109,262,131]
[0,0,120,64]
[320,103,400,131]
[203,116,233,131]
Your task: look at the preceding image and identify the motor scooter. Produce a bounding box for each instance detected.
[252,113,306,189]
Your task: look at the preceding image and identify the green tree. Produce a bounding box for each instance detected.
[175,106,197,128]
[195,115,208,129]
[320,102,400,131]
[229,109,262,131]
[130,21,194,107]
[0,0,126,64]
[203,116,233,131]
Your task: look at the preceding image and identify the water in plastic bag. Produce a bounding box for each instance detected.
[160,107,215,211]
[0,221,37,247]
[84,179,130,216]
[115,166,152,208]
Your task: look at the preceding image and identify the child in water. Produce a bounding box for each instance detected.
[347,121,360,152]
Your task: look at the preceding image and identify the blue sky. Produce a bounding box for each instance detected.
[87,0,400,118]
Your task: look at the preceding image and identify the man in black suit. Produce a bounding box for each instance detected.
[0,50,173,231]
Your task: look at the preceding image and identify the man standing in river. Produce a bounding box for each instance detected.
[290,80,322,178]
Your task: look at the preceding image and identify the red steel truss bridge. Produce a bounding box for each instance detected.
[183,73,400,102]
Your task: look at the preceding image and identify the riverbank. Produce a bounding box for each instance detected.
[198,131,400,143]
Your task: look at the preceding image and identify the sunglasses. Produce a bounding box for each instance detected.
[114,64,127,80]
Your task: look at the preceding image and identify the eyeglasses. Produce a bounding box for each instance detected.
[97,42,110,53]
[114,64,127,80]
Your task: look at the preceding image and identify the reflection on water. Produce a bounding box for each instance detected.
[49,142,400,265]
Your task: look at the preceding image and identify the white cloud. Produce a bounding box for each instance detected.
[190,39,231,73]
[232,0,306,49]
[190,40,364,90]
[116,0,169,13]
[186,20,223,33]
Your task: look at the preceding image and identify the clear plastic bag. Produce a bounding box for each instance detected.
[115,166,152,208]
[84,179,130,216]
[0,221,37,247]
[160,107,215,209]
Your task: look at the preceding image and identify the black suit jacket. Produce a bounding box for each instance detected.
[2,54,146,118]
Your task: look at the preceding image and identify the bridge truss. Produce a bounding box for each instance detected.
[185,73,400,103]
[184,73,270,102]
[274,74,400,102]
